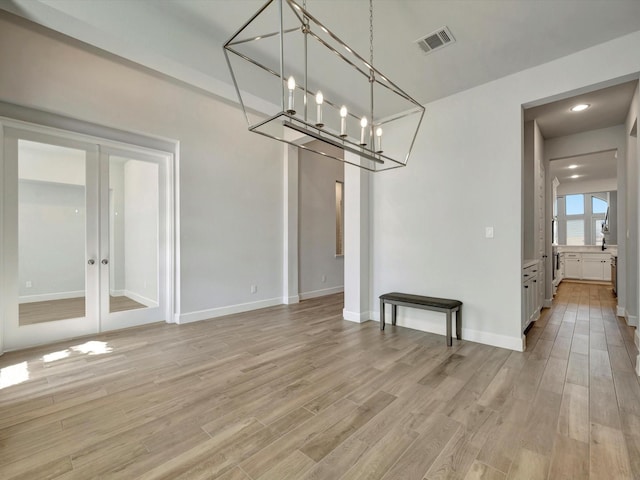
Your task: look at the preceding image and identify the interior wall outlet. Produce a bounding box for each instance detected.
[25,280,32,288]
[485,226,494,239]
[250,285,257,294]
[321,275,326,283]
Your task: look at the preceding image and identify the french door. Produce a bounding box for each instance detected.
[2,125,171,351]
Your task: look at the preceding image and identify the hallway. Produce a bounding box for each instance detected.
[524,281,639,477]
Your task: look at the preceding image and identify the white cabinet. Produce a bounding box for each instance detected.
[537,268,544,309]
[583,254,611,281]
[604,260,612,282]
[560,252,612,281]
[564,253,582,279]
[522,262,541,332]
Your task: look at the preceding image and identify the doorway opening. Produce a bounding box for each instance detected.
[522,78,638,350]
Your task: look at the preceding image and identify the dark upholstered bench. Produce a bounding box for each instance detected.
[379,292,462,346]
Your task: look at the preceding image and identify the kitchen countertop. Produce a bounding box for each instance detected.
[556,245,617,256]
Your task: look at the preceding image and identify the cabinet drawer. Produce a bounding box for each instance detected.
[582,254,610,262]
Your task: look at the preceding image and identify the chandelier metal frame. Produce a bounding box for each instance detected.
[223,0,425,172]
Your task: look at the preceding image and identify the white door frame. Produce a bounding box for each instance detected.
[0,117,176,353]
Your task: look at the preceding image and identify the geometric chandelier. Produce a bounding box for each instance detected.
[223,0,425,172]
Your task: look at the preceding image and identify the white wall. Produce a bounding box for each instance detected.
[371,30,640,351]
[523,121,534,260]
[626,85,639,327]
[533,120,549,302]
[0,12,284,322]
[298,142,344,299]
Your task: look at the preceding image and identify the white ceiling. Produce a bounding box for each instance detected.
[3,0,640,108]
[524,80,638,139]
[549,150,617,186]
[525,79,636,192]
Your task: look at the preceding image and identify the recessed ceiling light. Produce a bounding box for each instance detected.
[570,104,590,112]
[570,174,580,179]
[568,164,578,169]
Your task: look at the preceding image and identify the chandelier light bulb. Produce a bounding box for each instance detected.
[315,91,324,128]
[375,127,383,153]
[360,116,368,145]
[286,76,296,114]
[340,106,348,137]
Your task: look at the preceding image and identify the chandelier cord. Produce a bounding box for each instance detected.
[369,0,374,67]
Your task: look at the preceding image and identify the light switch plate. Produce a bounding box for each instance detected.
[485,227,494,239]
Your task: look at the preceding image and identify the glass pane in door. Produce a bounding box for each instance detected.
[109,156,159,313]
[18,140,87,325]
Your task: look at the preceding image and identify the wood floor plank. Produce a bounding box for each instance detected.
[380,413,461,480]
[463,461,505,480]
[538,355,568,395]
[475,396,531,474]
[339,424,418,480]
[557,382,589,443]
[565,352,589,387]
[505,448,549,480]
[299,390,396,462]
[519,388,562,456]
[256,450,315,480]
[424,426,481,480]
[613,370,640,417]
[590,422,633,479]
[590,375,622,429]
[547,435,589,480]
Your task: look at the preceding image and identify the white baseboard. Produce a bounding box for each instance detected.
[299,286,343,300]
[343,309,371,323]
[636,354,640,376]
[110,289,125,297]
[628,314,639,328]
[177,297,282,324]
[635,330,640,350]
[19,290,84,304]
[543,299,553,308]
[282,295,300,305]
[123,290,158,308]
[371,310,524,352]
[617,305,626,317]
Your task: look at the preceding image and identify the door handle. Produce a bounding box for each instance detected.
[88,259,96,265]
[101,259,109,265]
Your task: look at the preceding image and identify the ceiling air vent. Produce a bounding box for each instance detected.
[415,26,455,55]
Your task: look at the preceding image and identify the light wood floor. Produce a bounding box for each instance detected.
[1,283,638,479]
[19,295,146,325]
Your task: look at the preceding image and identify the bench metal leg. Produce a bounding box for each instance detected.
[392,304,397,326]
[446,310,452,346]
[456,306,462,340]
[380,299,385,330]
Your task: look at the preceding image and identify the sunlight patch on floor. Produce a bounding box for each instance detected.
[0,361,29,389]
[71,340,112,356]
[42,349,71,363]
